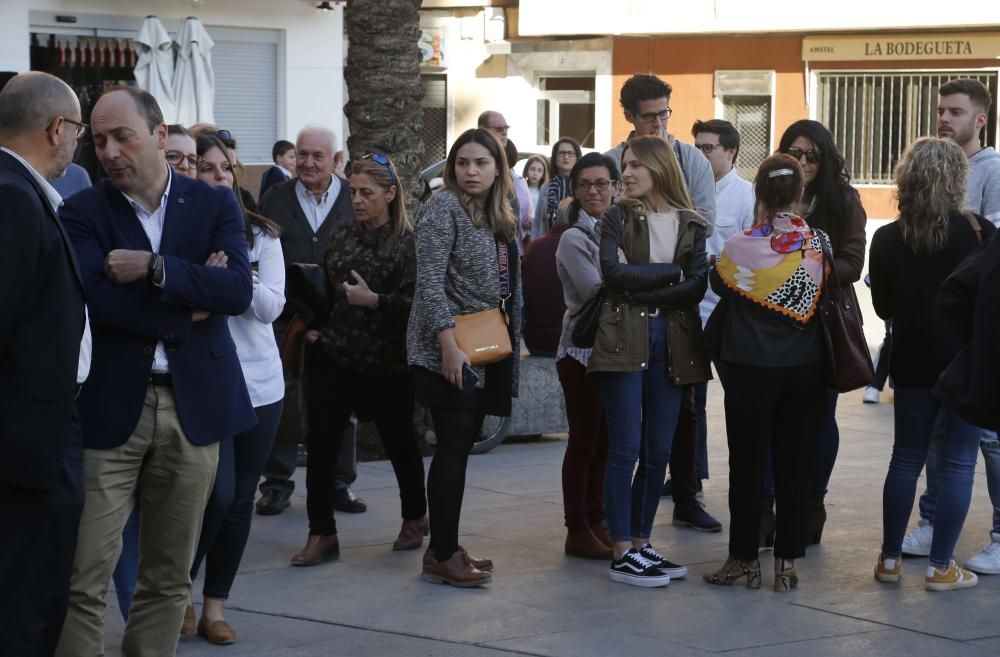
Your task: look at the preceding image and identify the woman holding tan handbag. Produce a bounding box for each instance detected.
[407,128,521,588]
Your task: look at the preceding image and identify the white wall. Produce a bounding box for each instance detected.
[0,0,346,146]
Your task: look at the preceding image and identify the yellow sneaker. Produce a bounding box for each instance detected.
[874,554,901,583]
[925,560,978,592]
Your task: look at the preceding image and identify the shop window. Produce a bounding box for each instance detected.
[817,71,999,185]
[537,76,595,148]
[421,74,448,167]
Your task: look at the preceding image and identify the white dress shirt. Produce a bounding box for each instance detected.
[1,147,92,384]
[295,177,340,233]
[700,167,755,325]
[121,168,173,372]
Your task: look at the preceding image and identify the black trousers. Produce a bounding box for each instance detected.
[668,387,699,505]
[0,420,83,657]
[723,362,824,560]
[304,349,426,536]
[426,406,485,562]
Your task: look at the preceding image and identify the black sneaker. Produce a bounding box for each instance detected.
[609,549,670,588]
[661,478,673,497]
[255,489,291,516]
[672,501,723,533]
[638,543,688,579]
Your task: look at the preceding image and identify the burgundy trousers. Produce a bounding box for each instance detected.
[557,356,608,529]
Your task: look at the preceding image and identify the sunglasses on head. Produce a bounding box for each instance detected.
[360,153,398,186]
[784,146,821,164]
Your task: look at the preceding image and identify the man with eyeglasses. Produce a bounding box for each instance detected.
[604,74,716,234]
[679,119,755,531]
[0,70,90,657]
[479,110,534,251]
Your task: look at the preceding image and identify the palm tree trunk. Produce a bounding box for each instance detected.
[344,0,425,219]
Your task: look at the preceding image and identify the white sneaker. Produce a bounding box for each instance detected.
[901,521,933,557]
[862,386,880,404]
[965,533,1000,575]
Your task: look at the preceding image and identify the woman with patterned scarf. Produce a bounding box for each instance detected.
[704,153,828,592]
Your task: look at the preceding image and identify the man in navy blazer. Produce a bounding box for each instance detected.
[0,72,88,657]
[54,86,256,657]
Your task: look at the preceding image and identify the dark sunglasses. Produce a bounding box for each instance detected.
[784,146,822,164]
[360,153,398,186]
[212,129,235,148]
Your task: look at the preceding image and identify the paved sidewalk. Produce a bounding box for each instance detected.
[100,379,1000,657]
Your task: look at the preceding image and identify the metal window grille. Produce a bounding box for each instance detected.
[421,75,448,167]
[722,95,772,180]
[818,71,999,184]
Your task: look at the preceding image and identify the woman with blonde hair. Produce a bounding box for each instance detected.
[872,136,995,591]
[407,128,522,587]
[703,153,826,592]
[589,134,710,587]
[290,153,428,568]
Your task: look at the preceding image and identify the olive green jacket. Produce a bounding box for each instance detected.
[587,203,712,384]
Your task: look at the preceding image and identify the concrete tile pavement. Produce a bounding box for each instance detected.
[100,378,1000,657]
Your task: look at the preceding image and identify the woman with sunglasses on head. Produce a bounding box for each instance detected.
[183,133,285,644]
[555,152,622,559]
[289,153,428,567]
[704,154,827,592]
[776,119,867,545]
[534,137,582,239]
[190,124,260,213]
[408,128,521,587]
[590,135,710,587]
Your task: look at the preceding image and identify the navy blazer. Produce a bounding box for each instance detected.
[258,165,290,204]
[61,173,257,449]
[0,151,86,490]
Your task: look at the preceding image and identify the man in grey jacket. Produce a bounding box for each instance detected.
[902,78,1000,574]
[604,74,716,234]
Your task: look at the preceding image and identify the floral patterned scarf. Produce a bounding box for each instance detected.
[715,213,827,325]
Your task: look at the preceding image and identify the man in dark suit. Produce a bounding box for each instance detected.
[0,71,88,657]
[53,86,255,657]
[258,138,295,201]
[255,126,365,518]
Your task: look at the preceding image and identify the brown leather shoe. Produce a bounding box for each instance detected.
[181,603,196,636]
[565,526,614,559]
[291,534,340,566]
[393,516,428,551]
[422,550,493,587]
[423,545,494,572]
[198,617,236,645]
[589,521,613,548]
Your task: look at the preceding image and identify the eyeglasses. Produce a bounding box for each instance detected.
[489,124,511,133]
[694,143,723,154]
[638,108,672,124]
[61,118,88,139]
[165,150,198,169]
[556,150,577,159]
[784,146,822,164]
[360,153,398,186]
[575,179,614,193]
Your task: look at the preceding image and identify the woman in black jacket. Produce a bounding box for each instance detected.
[703,154,827,592]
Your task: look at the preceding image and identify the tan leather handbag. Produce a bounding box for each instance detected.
[452,240,513,366]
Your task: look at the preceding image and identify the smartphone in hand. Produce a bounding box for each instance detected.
[461,364,480,394]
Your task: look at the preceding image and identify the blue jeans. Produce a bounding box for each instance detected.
[810,391,840,498]
[919,424,1000,536]
[597,314,683,541]
[882,387,980,566]
[111,496,140,620]
[191,399,283,599]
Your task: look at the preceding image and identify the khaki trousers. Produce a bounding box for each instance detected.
[55,387,219,657]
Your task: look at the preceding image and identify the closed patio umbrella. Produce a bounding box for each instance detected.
[133,15,176,121]
[172,16,215,126]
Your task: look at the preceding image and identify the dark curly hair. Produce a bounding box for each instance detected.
[778,120,852,243]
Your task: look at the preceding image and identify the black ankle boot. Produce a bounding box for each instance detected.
[805,496,827,545]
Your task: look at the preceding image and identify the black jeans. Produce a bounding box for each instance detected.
[724,361,824,560]
[305,349,425,536]
[191,399,283,599]
[426,406,485,562]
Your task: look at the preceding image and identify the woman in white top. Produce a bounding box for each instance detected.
[187,132,286,645]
